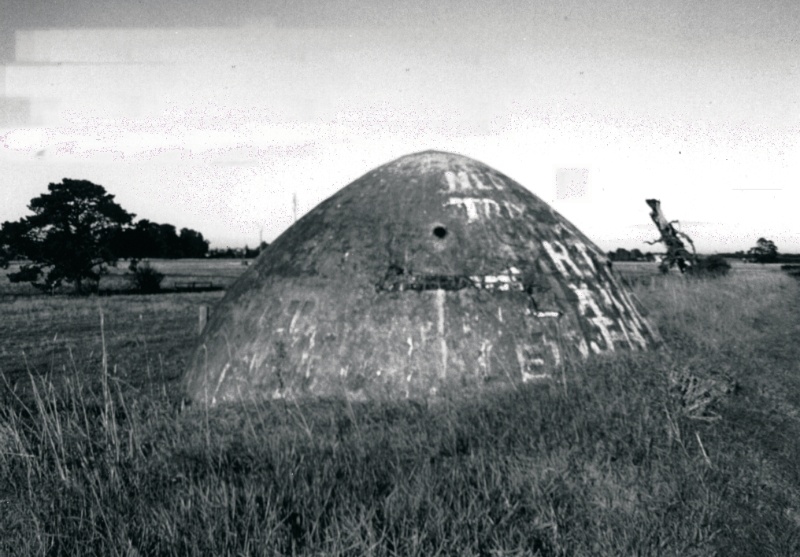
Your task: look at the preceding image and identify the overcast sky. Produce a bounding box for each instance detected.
[1,0,798,252]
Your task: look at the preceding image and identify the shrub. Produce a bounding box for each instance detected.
[128,259,165,293]
[690,254,731,277]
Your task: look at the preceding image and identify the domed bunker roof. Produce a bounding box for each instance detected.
[183,150,660,403]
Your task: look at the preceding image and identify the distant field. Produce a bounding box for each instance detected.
[0,259,248,390]
[0,291,225,393]
[613,258,788,275]
[0,258,251,297]
[0,257,788,296]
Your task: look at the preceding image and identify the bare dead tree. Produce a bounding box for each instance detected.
[645,199,696,274]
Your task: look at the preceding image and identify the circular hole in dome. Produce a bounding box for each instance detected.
[432,226,448,239]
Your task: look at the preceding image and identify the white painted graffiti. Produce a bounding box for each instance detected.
[441,170,525,222]
[534,311,560,318]
[477,340,493,376]
[443,170,505,193]
[568,282,622,352]
[540,236,654,352]
[515,344,554,383]
[435,289,448,378]
[445,197,525,222]
[445,197,499,222]
[542,240,587,278]
[572,241,599,273]
[298,329,317,378]
[469,266,524,291]
[503,201,525,218]
[544,337,561,365]
[568,281,649,352]
[602,287,649,349]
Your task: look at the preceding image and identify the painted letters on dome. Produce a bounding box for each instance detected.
[182,151,659,403]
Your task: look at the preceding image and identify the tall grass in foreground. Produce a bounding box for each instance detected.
[1,272,800,556]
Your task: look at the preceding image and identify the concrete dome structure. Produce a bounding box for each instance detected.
[182,151,659,403]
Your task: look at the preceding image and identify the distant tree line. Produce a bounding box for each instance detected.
[111,220,209,259]
[718,238,800,264]
[207,243,268,259]
[606,248,657,262]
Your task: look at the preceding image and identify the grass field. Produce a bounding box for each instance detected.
[0,258,249,297]
[1,260,799,555]
[0,259,237,391]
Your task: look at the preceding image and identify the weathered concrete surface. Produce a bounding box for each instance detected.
[182,151,660,403]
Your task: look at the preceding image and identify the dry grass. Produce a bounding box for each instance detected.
[0,262,799,555]
[0,291,224,396]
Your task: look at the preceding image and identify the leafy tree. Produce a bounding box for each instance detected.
[179,228,209,258]
[112,220,208,258]
[748,237,778,263]
[0,179,134,293]
[606,248,632,262]
[156,223,182,258]
[125,220,179,258]
[112,220,156,259]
